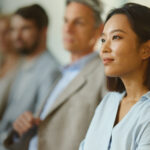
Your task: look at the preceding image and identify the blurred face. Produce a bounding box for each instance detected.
[100,14,143,77]
[11,15,41,55]
[63,2,99,55]
[0,19,12,53]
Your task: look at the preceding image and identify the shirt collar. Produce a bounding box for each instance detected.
[119,91,150,102]
[141,91,150,101]
[61,51,98,74]
[21,50,48,71]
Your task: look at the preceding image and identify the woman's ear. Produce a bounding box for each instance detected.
[141,40,150,60]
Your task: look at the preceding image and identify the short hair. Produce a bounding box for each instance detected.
[105,3,150,92]
[14,4,49,29]
[66,0,103,28]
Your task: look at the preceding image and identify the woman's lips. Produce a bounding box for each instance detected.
[103,58,114,65]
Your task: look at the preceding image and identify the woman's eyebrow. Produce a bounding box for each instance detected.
[101,29,127,36]
[110,29,127,34]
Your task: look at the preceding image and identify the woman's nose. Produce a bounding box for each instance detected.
[100,40,111,53]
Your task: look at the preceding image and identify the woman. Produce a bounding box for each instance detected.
[79,3,150,150]
[0,14,20,119]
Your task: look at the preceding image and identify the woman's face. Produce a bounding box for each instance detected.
[100,14,143,77]
[0,19,12,53]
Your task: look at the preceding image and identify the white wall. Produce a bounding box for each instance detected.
[101,0,126,20]
[0,1,2,12]
[1,0,127,64]
[127,0,150,6]
[1,0,70,64]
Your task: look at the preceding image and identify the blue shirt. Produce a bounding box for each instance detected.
[29,52,98,150]
[79,91,150,150]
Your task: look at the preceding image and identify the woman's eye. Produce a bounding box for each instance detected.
[100,38,105,43]
[112,35,122,40]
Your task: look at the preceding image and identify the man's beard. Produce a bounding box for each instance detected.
[15,37,40,56]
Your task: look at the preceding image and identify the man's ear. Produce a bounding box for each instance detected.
[40,27,48,41]
[90,24,104,47]
[92,24,104,50]
[95,24,104,39]
[141,40,150,60]
[42,27,48,36]
[99,24,104,36]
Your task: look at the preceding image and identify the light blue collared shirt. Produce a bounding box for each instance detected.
[29,52,98,150]
[79,91,150,150]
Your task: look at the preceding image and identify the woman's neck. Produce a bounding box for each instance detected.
[121,66,149,101]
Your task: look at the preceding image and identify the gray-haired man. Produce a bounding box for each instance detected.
[4,0,106,150]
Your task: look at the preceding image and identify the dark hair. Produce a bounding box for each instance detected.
[14,4,49,29]
[105,3,150,92]
[66,0,103,28]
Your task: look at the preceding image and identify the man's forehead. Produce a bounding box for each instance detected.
[11,15,36,27]
[65,2,94,19]
[66,0,101,14]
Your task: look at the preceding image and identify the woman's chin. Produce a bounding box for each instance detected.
[105,71,119,77]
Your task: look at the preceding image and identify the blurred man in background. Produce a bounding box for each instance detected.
[0,4,60,150]
[5,0,106,150]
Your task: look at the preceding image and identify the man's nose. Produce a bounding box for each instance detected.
[12,30,22,40]
[64,22,74,33]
